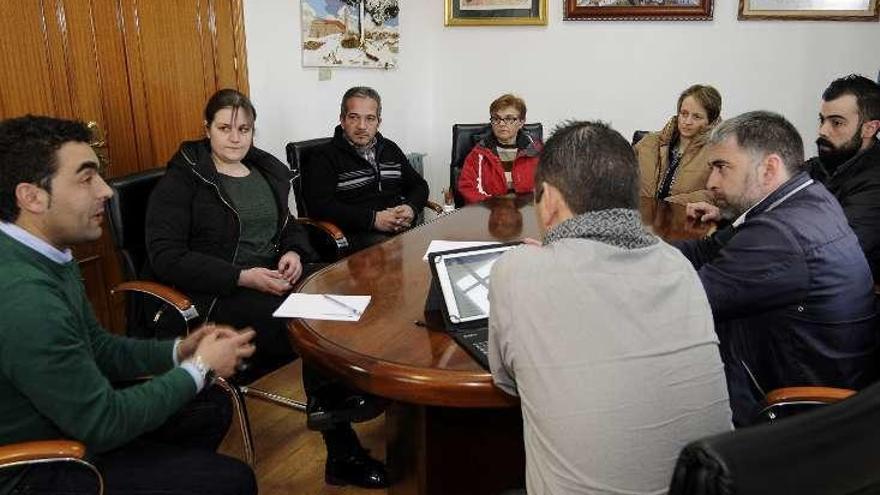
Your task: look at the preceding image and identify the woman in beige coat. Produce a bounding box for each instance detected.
[636,84,722,205]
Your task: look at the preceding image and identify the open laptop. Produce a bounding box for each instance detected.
[427,242,521,369]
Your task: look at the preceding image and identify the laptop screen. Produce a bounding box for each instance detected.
[431,244,520,323]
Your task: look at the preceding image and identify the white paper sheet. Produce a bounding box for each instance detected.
[422,240,500,261]
[272,293,371,321]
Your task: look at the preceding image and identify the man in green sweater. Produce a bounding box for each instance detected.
[0,115,257,494]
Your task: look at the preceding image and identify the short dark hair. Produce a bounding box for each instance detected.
[677,84,722,123]
[340,86,382,119]
[708,111,804,175]
[822,74,880,123]
[204,88,256,125]
[0,115,91,222]
[490,94,527,120]
[536,120,639,214]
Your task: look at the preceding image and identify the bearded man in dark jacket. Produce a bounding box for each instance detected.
[303,86,429,251]
[806,74,880,281]
[678,111,877,427]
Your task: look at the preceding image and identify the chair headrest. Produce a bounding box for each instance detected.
[105,168,166,251]
[285,137,332,173]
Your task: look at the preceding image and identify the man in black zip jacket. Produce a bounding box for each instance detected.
[304,86,429,251]
[806,74,880,281]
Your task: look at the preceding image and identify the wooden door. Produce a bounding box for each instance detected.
[0,0,249,332]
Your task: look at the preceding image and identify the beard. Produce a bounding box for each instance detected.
[817,130,862,175]
[713,170,764,221]
[715,197,745,221]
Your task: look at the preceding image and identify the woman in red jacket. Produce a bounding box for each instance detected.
[458,94,543,204]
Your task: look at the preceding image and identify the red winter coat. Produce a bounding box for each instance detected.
[457,130,542,204]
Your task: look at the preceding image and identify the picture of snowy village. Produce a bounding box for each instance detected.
[301,0,399,69]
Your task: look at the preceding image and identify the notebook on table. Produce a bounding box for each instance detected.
[426,242,521,370]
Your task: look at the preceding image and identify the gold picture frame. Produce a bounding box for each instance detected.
[739,0,879,21]
[445,0,548,26]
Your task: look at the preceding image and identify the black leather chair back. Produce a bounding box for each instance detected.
[632,130,649,146]
[450,123,543,207]
[105,168,166,281]
[286,137,331,217]
[668,381,880,495]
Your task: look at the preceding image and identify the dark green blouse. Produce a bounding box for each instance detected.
[220,169,278,268]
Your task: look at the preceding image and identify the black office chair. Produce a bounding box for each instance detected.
[669,380,880,495]
[285,138,351,260]
[449,123,543,207]
[0,440,103,494]
[286,138,444,248]
[106,168,311,467]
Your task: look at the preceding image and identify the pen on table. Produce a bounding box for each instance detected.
[322,294,362,316]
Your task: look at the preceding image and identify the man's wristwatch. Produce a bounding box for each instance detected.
[193,354,216,384]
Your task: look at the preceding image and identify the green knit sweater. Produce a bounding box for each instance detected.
[0,230,197,491]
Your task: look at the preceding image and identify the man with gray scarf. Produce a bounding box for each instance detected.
[488,121,732,495]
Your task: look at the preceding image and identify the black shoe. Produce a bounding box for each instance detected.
[325,449,389,488]
[307,395,386,431]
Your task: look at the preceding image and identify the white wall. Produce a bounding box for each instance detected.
[244,0,880,201]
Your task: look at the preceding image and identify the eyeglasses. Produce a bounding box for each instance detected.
[490,116,522,126]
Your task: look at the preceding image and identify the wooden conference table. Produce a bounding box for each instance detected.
[288,195,711,495]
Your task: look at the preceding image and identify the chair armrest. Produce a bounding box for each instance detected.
[112,281,199,322]
[296,218,349,250]
[112,281,192,312]
[0,440,86,466]
[765,386,856,405]
[759,386,856,421]
[426,201,444,215]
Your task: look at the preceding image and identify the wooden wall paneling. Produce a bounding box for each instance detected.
[0,2,61,118]
[210,0,250,93]
[91,0,143,178]
[41,1,76,118]
[57,1,104,121]
[198,0,219,102]
[127,0,213,165]
[118,0,155,171]
[231,0,249,94]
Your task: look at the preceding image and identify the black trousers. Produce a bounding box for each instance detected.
[10,387,256,495]
[209,267,374,460]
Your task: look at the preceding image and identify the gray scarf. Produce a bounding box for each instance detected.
[543,208,658,250]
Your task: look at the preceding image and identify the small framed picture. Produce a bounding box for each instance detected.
[564,0,713,21]
[445,0,548,26]
[739,0,879,21]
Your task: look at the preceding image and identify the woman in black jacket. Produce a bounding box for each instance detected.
[146,89,388,488]
[146,89,315,377]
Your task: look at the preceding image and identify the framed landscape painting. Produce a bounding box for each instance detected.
[445,0,548,26]
[564,0,714,21]
[301,0,400,69]
[739,0,879,20]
